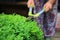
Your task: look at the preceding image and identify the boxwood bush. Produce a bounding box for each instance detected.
[0,14,43,40]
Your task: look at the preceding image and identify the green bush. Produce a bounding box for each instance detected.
[0,14,43,40]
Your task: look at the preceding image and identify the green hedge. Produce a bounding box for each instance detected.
[0,14,43,40]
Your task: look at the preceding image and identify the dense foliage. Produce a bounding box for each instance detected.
[0,14,43,40]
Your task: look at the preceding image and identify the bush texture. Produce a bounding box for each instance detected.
[0,14,43,40]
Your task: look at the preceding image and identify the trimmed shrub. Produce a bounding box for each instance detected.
[0,14,43,40]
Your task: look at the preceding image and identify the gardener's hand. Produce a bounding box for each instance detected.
[27,0,35,8]
[44,1,53,12]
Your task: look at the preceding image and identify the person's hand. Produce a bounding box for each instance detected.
[27,0,35,8]
[44,1,53,12]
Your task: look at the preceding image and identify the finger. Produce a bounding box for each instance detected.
[27,2,30,8]
[44,5,47,12]
[29,0,34,8]
[44,5,50,12]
